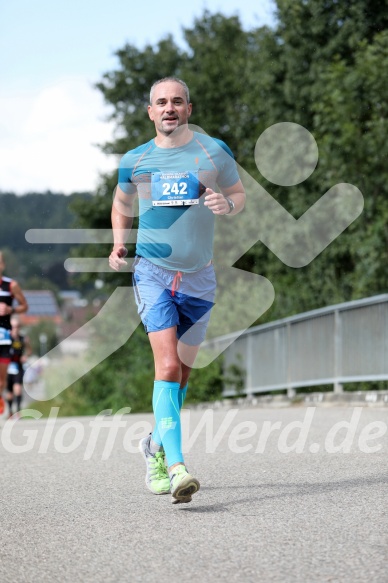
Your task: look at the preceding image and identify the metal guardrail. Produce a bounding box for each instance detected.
[204,294,388,398]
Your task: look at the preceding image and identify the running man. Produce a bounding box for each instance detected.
[109,78,245,503]
[6,317,32,418]
[0,251,28,415]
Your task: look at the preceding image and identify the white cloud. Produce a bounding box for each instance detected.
[0,77,117,194]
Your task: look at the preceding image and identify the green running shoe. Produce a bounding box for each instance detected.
[139,435,170,495]
[170,465,200,504]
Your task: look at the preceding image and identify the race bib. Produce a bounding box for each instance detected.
[0,327,11,344]
[8,362,19,375]
[151,171,202,206]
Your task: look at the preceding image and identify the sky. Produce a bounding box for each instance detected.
[0,0,276,195]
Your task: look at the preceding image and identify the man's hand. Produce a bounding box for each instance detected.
[204,188,230,215]
[109,246,128,271]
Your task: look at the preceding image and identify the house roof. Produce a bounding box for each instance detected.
[23,290,60,317]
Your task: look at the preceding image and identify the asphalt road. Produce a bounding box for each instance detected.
[0,405,387,583]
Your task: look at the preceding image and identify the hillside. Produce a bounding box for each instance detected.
[0,191,92,289]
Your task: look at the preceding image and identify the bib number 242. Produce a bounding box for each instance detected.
[162,182,188,196]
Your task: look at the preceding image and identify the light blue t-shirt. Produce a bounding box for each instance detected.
[118,131,240,272]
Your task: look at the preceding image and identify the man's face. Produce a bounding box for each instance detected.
[148,81,192,136]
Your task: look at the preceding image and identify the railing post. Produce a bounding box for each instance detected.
[286,322,295,398]
[246,333,253,395]
[334,309,343,393]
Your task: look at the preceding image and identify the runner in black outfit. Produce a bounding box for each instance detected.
[0,251,28,415]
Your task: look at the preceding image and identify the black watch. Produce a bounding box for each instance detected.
[225,197,235,215]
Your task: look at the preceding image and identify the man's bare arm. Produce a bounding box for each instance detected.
[0,280,28,316]
[0,281,28,317]
[109,186,136,272]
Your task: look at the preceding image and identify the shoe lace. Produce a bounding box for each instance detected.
[152,452,168,479]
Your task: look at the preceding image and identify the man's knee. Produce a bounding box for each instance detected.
[156,358,182,382]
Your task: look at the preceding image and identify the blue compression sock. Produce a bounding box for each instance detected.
[151,380,183,467]
[152,383,188,448]
[178,383,188,409]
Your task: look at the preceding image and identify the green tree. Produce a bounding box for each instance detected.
[27,320,58,356]
[256,1,388,317]
[311,30,388,297]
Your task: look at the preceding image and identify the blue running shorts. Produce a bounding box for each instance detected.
[132,257,216,345]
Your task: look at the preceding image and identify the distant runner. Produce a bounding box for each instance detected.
[0,251,28,415]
